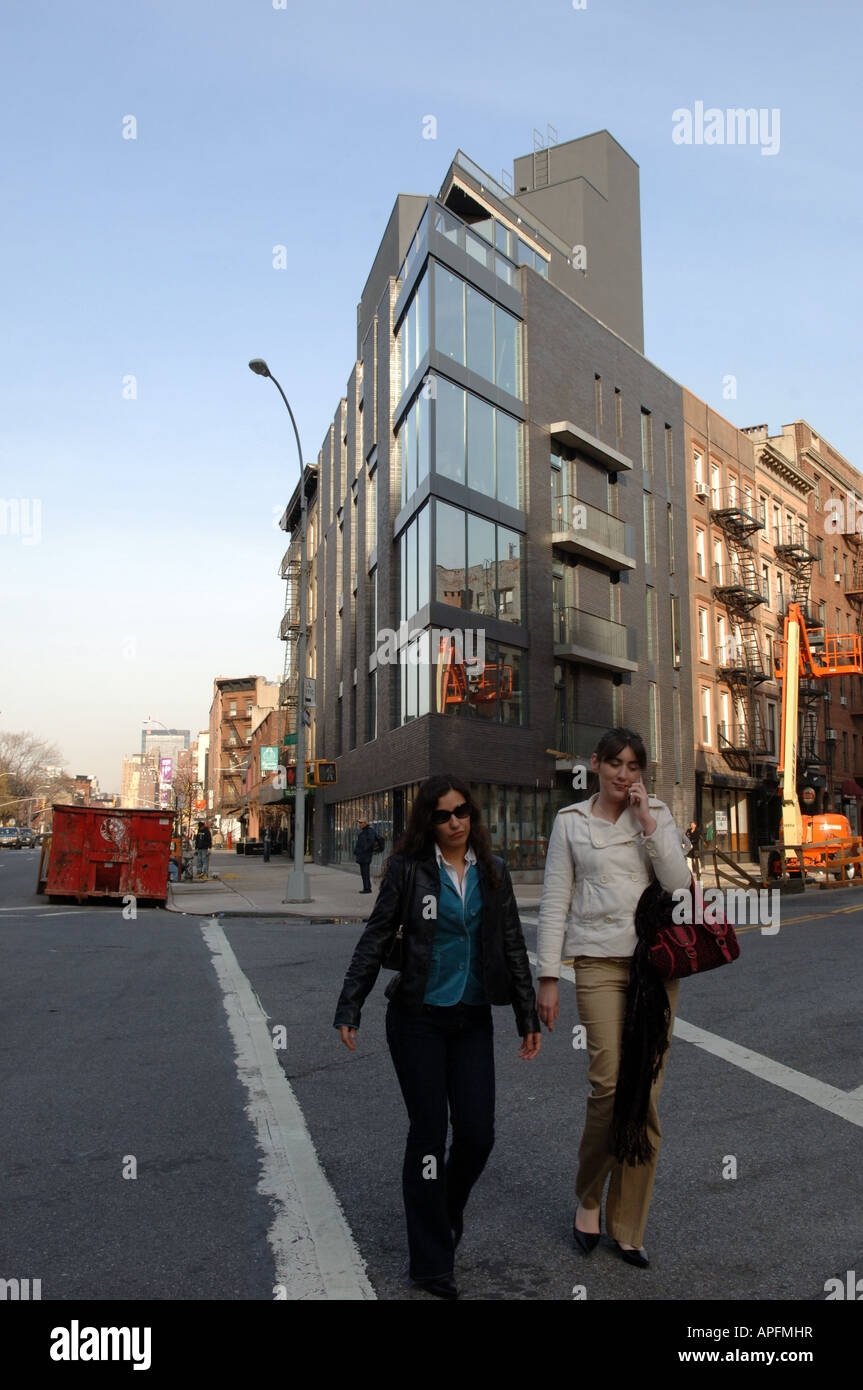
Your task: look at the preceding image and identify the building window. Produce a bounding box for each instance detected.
[713,538,723,585]
[710,461,721,507]
[434,637,525,725]
[719,691,730,743]
[695,527,705,578]
[367,670,376,741]
[698,607,709,661]
[397,391,430,506]
[814,474,821,511]
[594,374,602,436]
[433,499,523,624]
[367,465,377,557]
[762,562,770,607]
[432,263,521,397]
[643,494,655,565]
[432,375,521,507]
[399,503,431,622]
[701,687,712,745]
[641,409,653,483]
[398,268,429,395]
[693,449,704,486]
[817,537,824,575]
[647,683,660,760]
[646,588,657,661]
[665,425,674,494]
[614,389,623,450]
[670,594,681,667]
[667,503,674,574]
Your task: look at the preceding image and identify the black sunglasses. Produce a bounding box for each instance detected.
[431,802,471,825]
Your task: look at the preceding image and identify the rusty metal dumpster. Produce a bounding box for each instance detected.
[40,805,174,904]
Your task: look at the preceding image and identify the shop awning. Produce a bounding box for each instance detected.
[840,779,863,798]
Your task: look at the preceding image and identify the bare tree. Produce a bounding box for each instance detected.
[0,731,73,821]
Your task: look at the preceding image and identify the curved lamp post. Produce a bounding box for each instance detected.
[248,358,311,902]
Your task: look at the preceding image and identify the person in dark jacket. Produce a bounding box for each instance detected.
[193,821,212,880]
[334,773,541,1300]
[353,818,377,893]
[687,820,702,877]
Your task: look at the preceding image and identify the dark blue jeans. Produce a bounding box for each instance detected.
[358,860,372,891]
[385,999,495,1280]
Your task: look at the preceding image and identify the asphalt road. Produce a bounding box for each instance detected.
[1,845,861,1303]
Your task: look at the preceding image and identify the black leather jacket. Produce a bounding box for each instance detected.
[334,851,540,1036]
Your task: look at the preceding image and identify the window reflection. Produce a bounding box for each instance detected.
[435,500,466,609]
[434,636,525,725]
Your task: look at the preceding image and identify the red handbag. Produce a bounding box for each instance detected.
[648,876,740,980]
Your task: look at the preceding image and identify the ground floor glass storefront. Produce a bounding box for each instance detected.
[328,780,573,870]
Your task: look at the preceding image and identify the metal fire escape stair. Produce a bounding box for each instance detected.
[710,491,769,771]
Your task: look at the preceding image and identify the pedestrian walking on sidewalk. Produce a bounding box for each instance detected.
[353,818,379,893]
[193,821,212,880]
[536,728,691,1270]
[263,826,271,863]
[334,773,541,1300]
[686,820,702,878]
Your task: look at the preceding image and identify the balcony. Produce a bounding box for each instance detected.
[717,724,774,770]
[550,493,635,571]
[280,548,301,580]
[548,421,632,473]
[550,720,614,763]
[279,609,300,641]
[708,488,763,538]
[553,606,637,673]
[773,520,816,563]
[711,562,765,611]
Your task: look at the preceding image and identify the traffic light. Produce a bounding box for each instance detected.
[285,766,297,788]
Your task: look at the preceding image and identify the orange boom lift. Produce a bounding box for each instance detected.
[772,602,863,876]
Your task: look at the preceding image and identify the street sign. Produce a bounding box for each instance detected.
[304,677,316,708]
[261,746,279,772]
[283,733,297,745]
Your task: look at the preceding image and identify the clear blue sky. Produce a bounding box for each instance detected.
[2,0,860,790]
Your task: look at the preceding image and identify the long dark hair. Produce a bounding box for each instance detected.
[593,726,648,770]
[387,773,501,890]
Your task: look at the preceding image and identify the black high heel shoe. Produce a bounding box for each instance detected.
[412,1275,459,1299]
[615,1241,649,1268]
[572,1216,601,1254]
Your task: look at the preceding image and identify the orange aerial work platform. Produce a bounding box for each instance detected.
[36,804,174,905]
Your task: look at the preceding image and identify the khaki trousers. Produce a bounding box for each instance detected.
[573,956,679,1247]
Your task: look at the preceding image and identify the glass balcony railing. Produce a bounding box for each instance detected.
[553,606,635,663]
[550,492,629,558]
[554,720,613,759]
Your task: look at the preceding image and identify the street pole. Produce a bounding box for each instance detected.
[248,359,311,901]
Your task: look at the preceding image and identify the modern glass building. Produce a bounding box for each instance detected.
[279,132,696,876]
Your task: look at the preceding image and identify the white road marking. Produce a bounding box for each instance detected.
[528,953,863,1130]
[201,919,375,1301]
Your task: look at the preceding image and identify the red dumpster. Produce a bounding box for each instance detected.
[39,805,174,905]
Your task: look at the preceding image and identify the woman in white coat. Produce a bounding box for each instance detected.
[536,727,691,1268]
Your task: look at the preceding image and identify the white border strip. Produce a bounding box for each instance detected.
[202,919,375,1300]
[528,952,863,1130]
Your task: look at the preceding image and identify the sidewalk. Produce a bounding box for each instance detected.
[166,851,754,921]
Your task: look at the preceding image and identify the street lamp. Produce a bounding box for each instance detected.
[248,357,311,902]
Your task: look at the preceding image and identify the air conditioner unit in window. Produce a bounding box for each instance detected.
[694,482,709,498]
[841,696,848,705]
[826,728,838,741]
[834,574,842,583]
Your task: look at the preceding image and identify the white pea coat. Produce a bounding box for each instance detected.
[535,793,692,977]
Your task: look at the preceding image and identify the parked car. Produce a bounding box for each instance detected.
[0,827,22,849]
[19,828,35,848]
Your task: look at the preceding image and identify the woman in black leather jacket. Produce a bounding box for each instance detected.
[334,773,541,1300]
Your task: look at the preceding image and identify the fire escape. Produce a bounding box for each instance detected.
[278,545,302,750]
[773,517,823,785]
[842,511,863,758]
[710,487,770,773]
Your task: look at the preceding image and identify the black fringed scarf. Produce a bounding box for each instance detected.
[610,878,679,1165]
